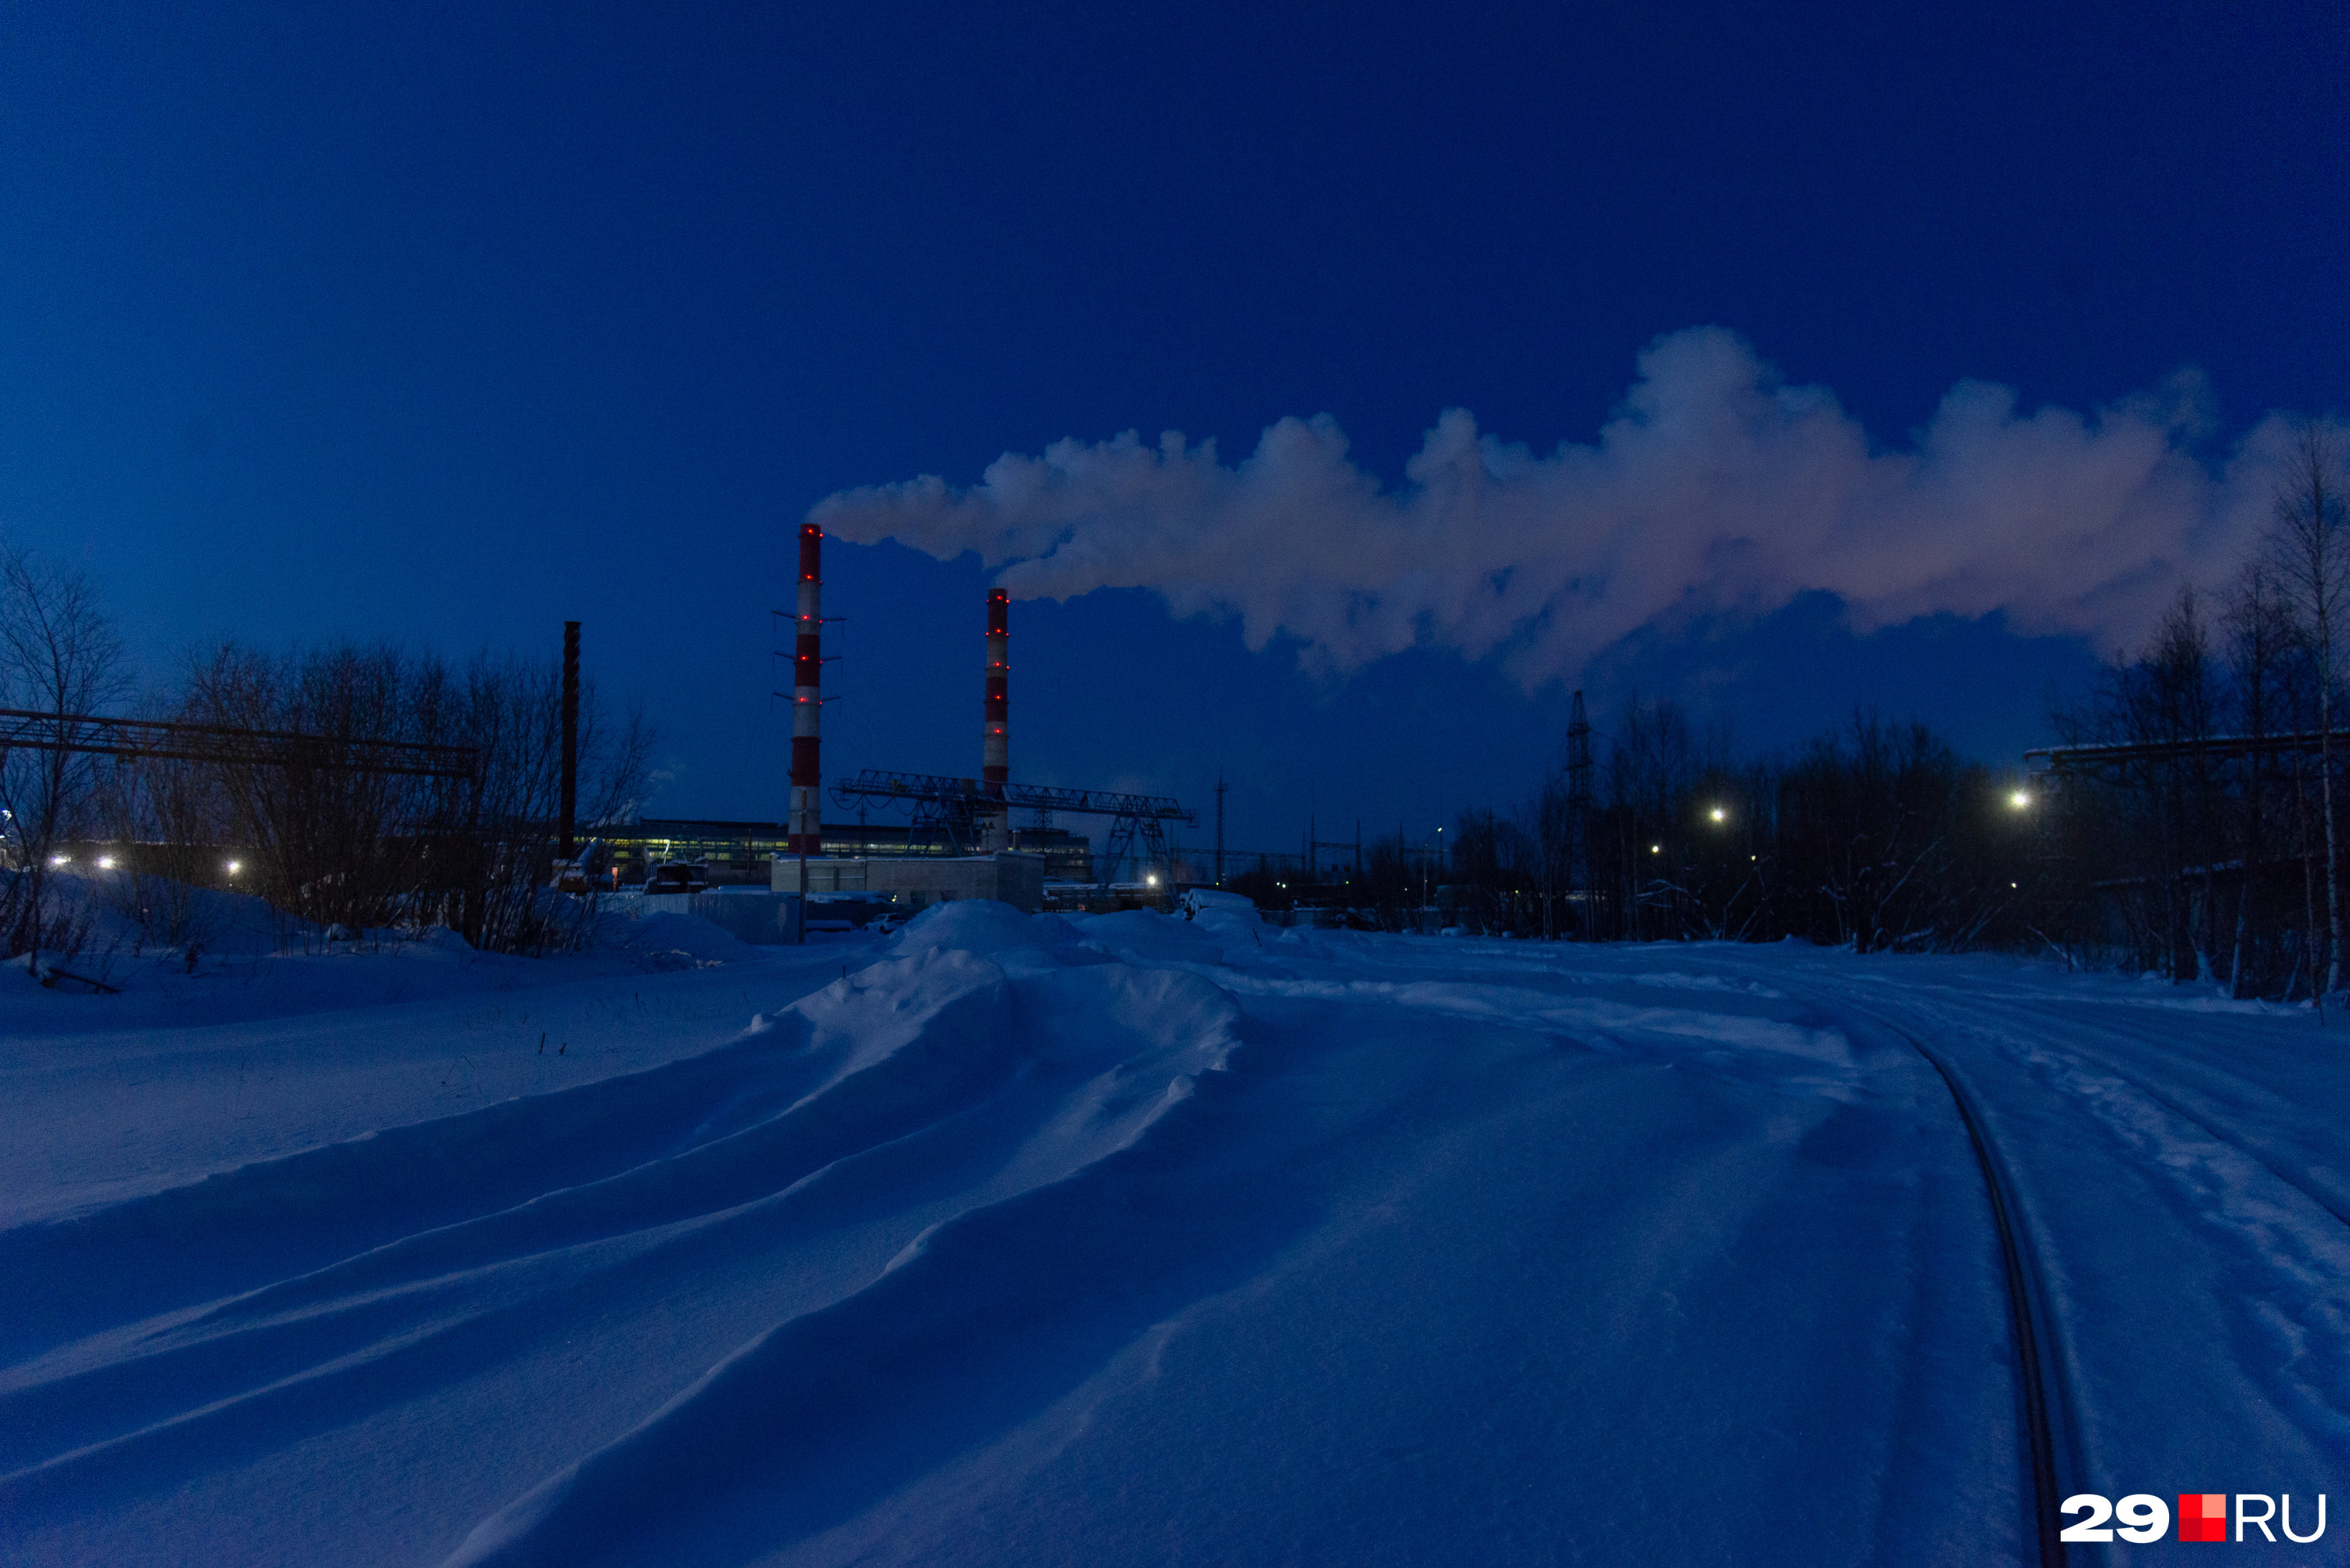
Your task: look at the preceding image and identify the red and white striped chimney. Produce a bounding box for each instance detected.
[787,524,823,854]
[982,588,1008,847]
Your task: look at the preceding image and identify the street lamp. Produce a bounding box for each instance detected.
[1708,805,1727,824]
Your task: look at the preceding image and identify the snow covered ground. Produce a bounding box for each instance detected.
[4,897,2345,1566]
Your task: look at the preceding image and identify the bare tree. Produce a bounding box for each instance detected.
[1606,694,1699,939]
[181,641,428,938]
[2222,562,2292,996]
[439,649,652,952]
[2269,423,2350,996]
[96,747,231,955]
[0,544,128,974]
[178,638,653,955]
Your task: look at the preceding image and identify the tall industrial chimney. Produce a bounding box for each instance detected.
[787,525,823,854]
[982,588,1008,849]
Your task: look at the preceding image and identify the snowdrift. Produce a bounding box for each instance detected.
[5,903,2346,1565]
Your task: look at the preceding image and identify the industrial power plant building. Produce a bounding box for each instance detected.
[594,819,1091,887]
[772,851,1047,913]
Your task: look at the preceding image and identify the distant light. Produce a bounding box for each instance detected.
[1650,844,1661,854]
[97,856,115,869]
[49,854,68,866]
[1145,873,1158,885]
[226,861,241,874]
[1708,806,1726,823]
[2009,790,2033,810]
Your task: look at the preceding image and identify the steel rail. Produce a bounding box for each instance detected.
[1863,1010,2070,1567]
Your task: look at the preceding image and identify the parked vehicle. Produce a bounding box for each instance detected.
[1178,888,1257,920]
[804,893,900,932]
[642,860,710,895]
[550,838,606,894]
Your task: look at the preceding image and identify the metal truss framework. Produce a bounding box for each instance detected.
[830,768,1195,883]
[0,708,480,780]
[2026,729,2350,777]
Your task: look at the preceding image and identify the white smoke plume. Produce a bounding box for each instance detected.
[811,327,2316,685]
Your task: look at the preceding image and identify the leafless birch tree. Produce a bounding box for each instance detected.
[2269,423,2349,996]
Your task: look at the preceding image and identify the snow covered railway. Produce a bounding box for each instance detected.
[1755,963,2350,1566]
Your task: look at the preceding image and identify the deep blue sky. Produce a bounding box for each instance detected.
[2,2,2343,851]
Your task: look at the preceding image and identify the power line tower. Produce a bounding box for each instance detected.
[1566,689,1594,937]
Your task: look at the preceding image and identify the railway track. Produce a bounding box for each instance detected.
[1857,1008,2074,1567]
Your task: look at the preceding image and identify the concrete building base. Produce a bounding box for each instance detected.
[770,853,1046,914]
[640,891,804,945]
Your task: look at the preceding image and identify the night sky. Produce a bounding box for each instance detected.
[2,3,2343,851]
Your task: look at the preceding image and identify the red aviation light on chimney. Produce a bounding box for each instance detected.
[787,524,823,854]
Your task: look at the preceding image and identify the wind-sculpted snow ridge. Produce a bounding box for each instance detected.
[1,907,1250,1548]
[5,905,2348,1566]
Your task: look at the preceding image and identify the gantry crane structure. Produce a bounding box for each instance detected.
[829,768,1194,886]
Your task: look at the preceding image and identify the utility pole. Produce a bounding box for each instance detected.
[1214,773,1227,887]
[560,621,580,861]
[1567,689,1593,939]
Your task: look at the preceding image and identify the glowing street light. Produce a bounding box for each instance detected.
[1650,843,1662,854]
[226,861,242,875]
[1708,806,1727,824]
[97,856,116,869]
[2008,789,2033,810]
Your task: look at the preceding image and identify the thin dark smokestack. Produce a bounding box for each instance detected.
[789,525,823,854]
[560,620,580,858]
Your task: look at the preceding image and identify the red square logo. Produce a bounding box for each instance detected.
[2179,1493,2227,1542]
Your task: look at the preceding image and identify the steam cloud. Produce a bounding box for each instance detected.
[811,327,2314,685]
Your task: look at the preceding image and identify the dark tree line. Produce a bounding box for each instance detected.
[1371,700,2042,952]
[0,541,650,964]
[1329,425,2350,995]
[164,641,652,952]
